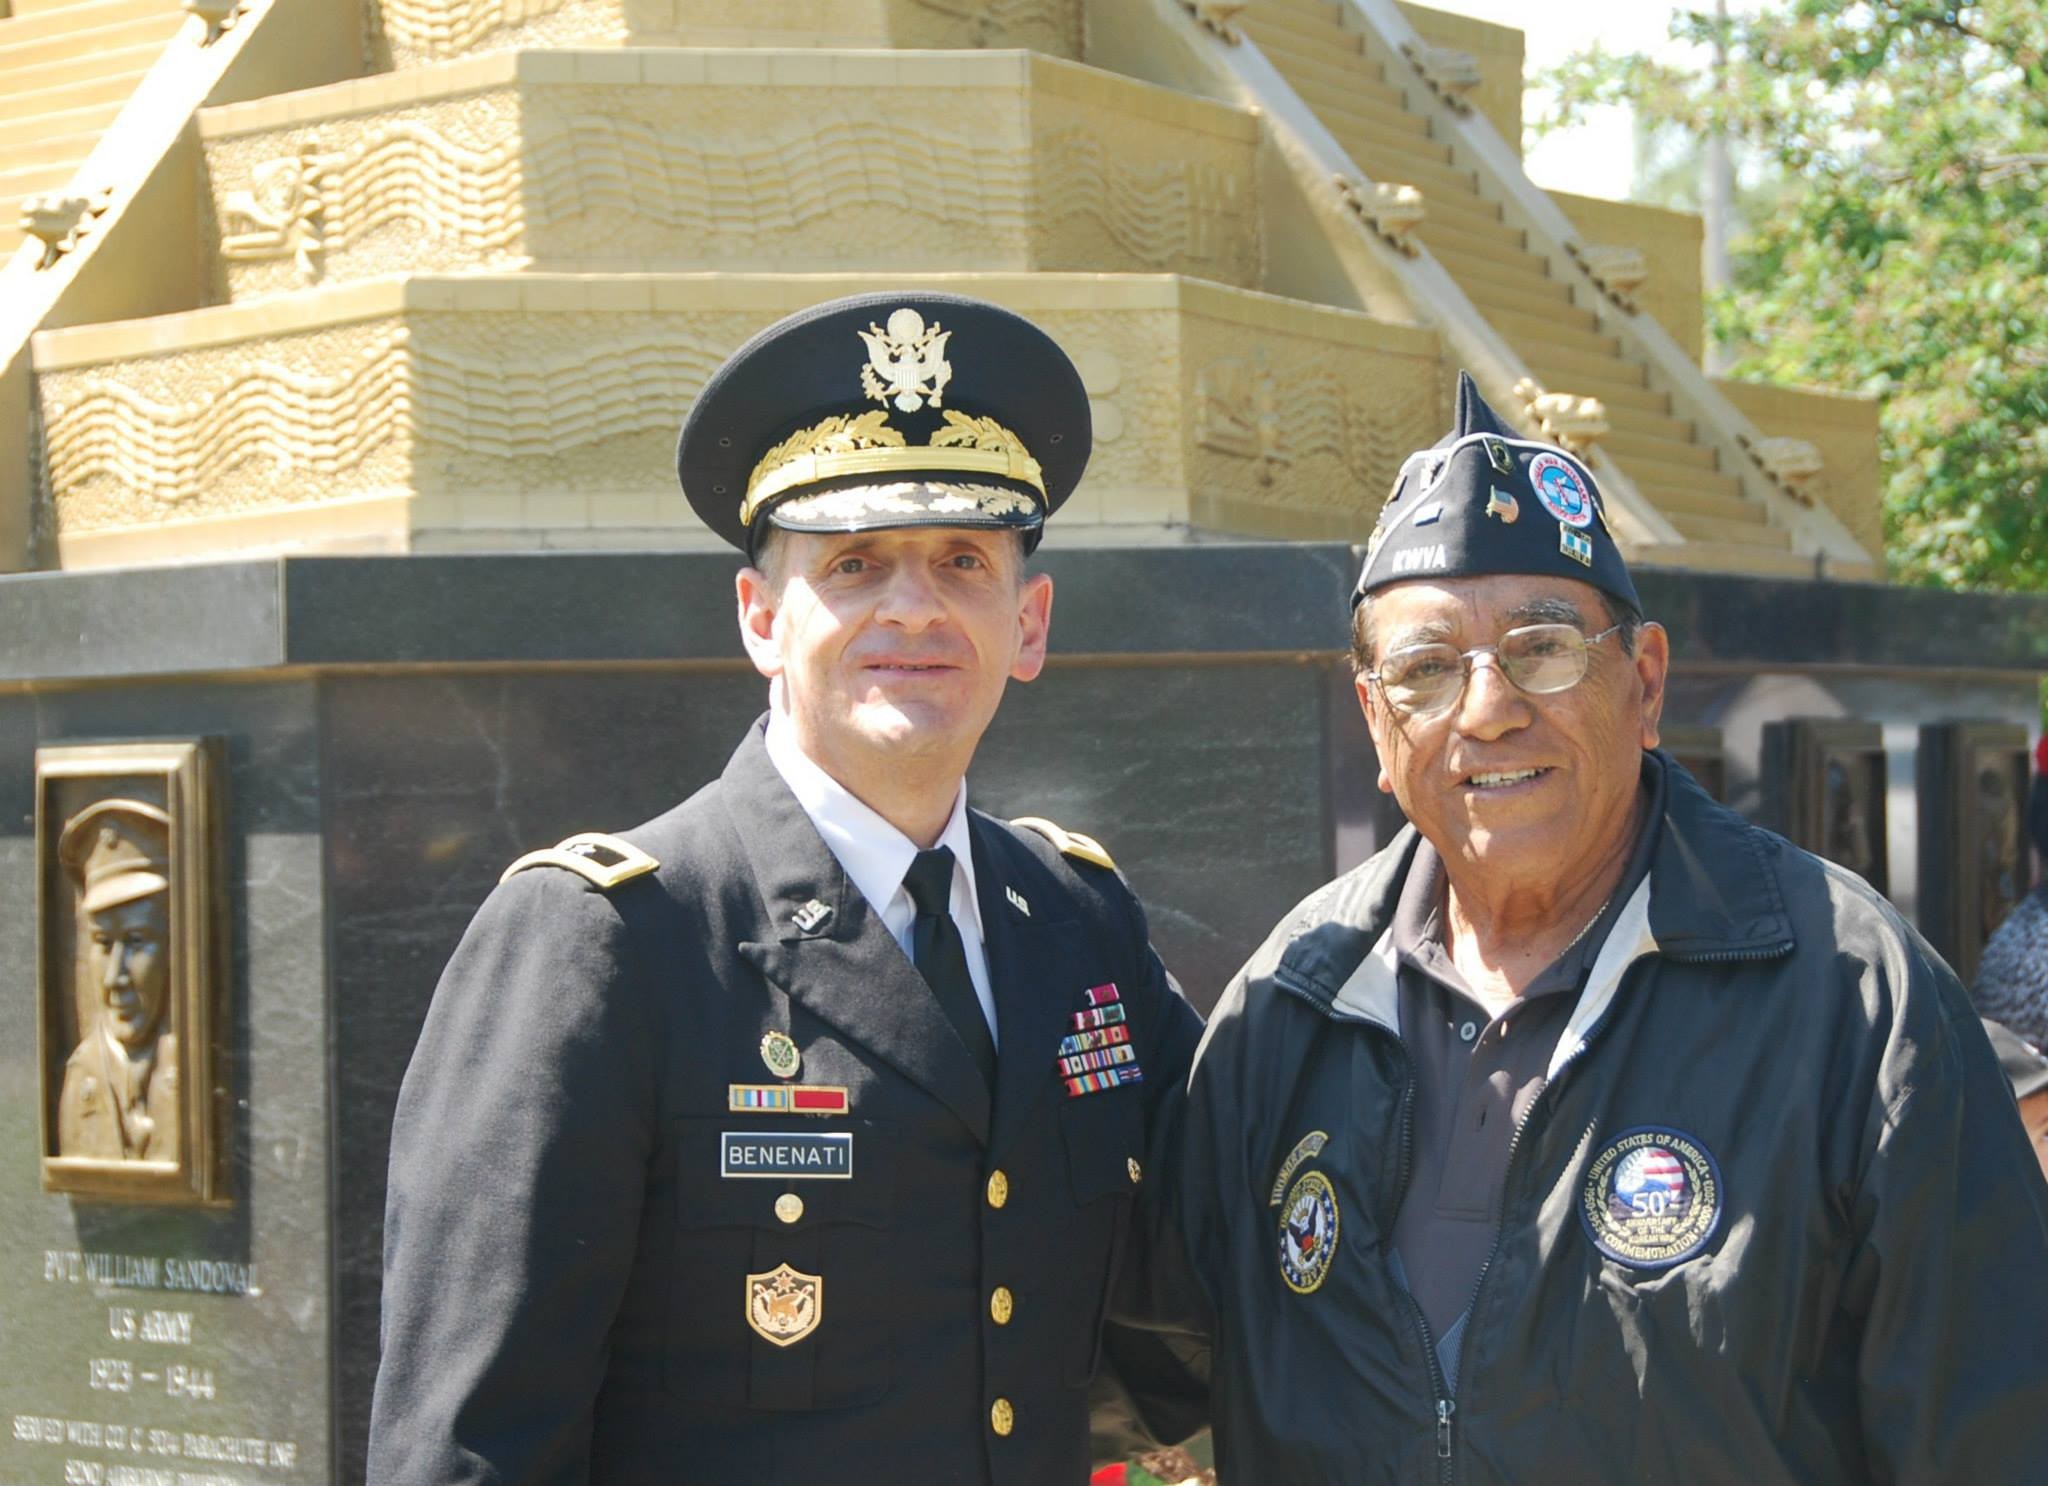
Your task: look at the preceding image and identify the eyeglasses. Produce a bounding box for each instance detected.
[1367,622,1622,719]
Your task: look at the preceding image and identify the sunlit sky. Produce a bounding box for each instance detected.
[1423,1,1729,202]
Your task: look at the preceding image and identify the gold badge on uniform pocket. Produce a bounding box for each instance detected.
[747,1263,823,1347]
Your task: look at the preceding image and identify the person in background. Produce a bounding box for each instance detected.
[1984,1018,2048,1183]
[1973,734,2048,1047]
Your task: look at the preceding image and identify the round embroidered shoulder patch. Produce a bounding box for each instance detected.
[1277,1169,1340,1294]
[1580,1126,1722,1269]
[1528,451,1595,529]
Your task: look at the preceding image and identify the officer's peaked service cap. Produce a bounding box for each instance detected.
[1354,370,1639,614]
[678,292,1091,559]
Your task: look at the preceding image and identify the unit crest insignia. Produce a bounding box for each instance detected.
[1579,1126,1722,1269]
[859,307,953,412]
[760,1031,801,1080]
[747,1262,823,1347]
[1277,1169,1340,1294]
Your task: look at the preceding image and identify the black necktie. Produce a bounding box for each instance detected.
[903,847,998,1091]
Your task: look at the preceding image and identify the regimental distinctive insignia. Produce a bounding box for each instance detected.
[1269,1130,1331,1206]
[760,1031,801,1080]
[1277,1169,1340,1294]
[1485,487,1520,524]
[1560,524,1594,567]
[728,1083,851,1115]
[791,899,833,934]
[859,307,953,412]
[746,1263,822,1347]
[1579,1126,1722,1270]
[1060,983,1144,1097]
[1529,450,1595,529]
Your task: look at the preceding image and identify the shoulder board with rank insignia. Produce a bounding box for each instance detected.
[501,832,660,890]
[1011,816,1115,871]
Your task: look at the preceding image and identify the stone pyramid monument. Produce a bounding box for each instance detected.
[2,0,1882,578]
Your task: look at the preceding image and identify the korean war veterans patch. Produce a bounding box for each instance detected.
[1580,1126,1722,1269]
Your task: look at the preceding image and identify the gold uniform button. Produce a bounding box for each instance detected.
[774,1193,804,1224]
[1128,1157,1142,1185]
[990,1286,1014,1325]
[986,1170,1010,1209]
[990,1398,1015,1437]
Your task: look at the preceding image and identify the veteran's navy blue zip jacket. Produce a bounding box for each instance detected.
[1174,753,2048,1484]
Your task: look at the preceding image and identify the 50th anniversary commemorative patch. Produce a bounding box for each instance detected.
[1579,1126,1722,1269]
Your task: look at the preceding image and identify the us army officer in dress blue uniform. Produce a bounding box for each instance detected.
[367,293,1206,1486]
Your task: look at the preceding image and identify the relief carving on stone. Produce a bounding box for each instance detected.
[41,325,414,529]
[375,0,584,65]
[219,149,333,282]
[904,0,1082,52]
[1738,432,1826,506]
[38,741,225,1205]
[1401,42,1483,115]
[209,92,1253,288]
[21,189,109,271]
[1335,175,1425,257]
[1176,0,1247,44]
[1195,337,1439,512]
[1566,241,1650,314]
[1512,377,1609,453]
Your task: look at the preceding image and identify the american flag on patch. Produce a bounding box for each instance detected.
[1612,1146,1689,1217]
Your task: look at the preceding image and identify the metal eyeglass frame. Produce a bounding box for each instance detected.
[1366,621,1624,719]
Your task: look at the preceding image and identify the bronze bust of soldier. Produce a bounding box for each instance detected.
[55,799,178,1164]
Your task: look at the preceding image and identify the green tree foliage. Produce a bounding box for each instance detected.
[1540,3,2048,591]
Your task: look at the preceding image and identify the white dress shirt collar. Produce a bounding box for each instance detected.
[762,708,986,950]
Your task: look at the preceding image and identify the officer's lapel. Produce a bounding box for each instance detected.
[726,724,993,1142]
[973,820,1092,1156]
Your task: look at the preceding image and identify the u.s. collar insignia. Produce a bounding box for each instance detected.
[791,899,832,934]
[1006,885,1030,917]
[1269,1130,1330,1206]
[1580,1126,1722,1269]
[859,307,952,412]
[1277,1169,1340,1294]
[760,1030,801,1080]
[746,1263,822,1347]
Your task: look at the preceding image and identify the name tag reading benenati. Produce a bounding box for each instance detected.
[721,1131,854,1179]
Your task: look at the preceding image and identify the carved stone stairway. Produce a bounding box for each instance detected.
[8,0,1881,579]
[0,0,186,259]
[1242,0,1815,575]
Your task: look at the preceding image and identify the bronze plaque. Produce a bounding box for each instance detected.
[1917,721,2033,984]
[37,740,226,1204]
[1761,719,1888,894]
[1660,724,1727,803]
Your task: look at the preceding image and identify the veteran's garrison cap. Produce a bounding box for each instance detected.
[1353,371,1639,613]
[678,292,1091,559]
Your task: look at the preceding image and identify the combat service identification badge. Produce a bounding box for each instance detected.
[1580,1126,1722,1269]
[747,1263,822,1347]
[1277,1169,1340,1295]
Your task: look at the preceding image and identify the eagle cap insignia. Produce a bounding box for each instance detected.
[859,308,953,413]
[747,1263,823,1346]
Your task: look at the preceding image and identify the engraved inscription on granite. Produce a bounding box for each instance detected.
[37,742,226,1206]
[11,1249,304,1486]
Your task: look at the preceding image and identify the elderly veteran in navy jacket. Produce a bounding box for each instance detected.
[368,293,1204,1486]
[1167,373,2048,1482]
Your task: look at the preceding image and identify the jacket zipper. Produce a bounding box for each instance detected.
[1387,1044,1457,1485]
